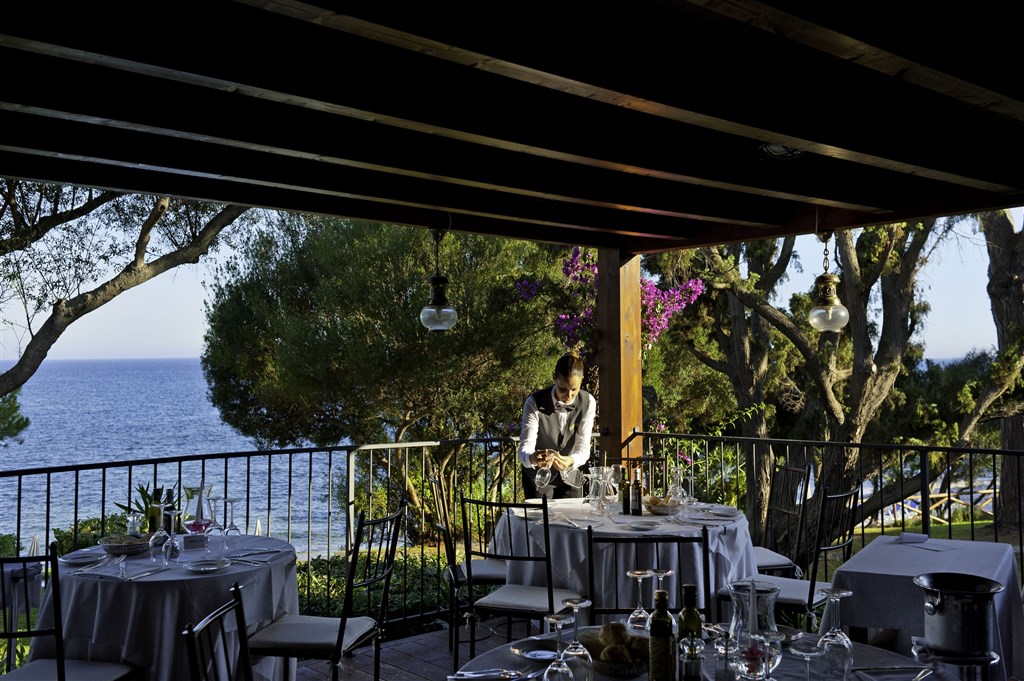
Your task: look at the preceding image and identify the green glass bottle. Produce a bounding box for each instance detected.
[678,583,705,681]
[647,589,676,681]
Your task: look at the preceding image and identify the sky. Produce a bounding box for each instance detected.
[2,212,1014,362]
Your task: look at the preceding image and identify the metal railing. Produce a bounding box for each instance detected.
[1,432,1021,634]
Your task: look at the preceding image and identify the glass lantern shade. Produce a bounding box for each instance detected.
[420,273,458,331]
[808,272,849,332]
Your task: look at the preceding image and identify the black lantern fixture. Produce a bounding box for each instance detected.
[419,228,458,332]
[807,231,849,332]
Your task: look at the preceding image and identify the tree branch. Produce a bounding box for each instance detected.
[0,203,249,397]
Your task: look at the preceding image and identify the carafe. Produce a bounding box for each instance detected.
[724,581,782,681]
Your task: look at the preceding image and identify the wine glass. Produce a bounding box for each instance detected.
[223,497,242,551]
[626,568,653,630]
[204,492,225,557]
[163,505,185,563]
[609,465,624,509]
[534,466,553,497]
[562,598,593,681]
[543,612,575,681]
[148,501,170,565]
[790,638,824,681]
[817,588,853,681]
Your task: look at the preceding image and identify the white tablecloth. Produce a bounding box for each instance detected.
[828,535,1024,681]
[491,499,756,614]
[30,535,299,681]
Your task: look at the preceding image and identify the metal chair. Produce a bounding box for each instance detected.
[753,462,811,577]
[719,484,859,630]
[585,525,714,623]
[457,495,582,669]
[182,582,253,681]
[428,477,506,654]
[1,542,136,681]
[246,501,406,681]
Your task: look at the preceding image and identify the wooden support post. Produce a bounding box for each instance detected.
[597,248,644,464]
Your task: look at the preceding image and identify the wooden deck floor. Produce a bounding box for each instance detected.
[294,619,533,681]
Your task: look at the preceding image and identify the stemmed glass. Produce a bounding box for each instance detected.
[204,493,225,557]
[163,505,185,563]
[609,465,624,510]
[148,501,170,565]
[223,497,242,551]
[626,568,653,630]
[562,598,593,681]
[817,588,853,681]
[542,612,575,681]
[790,638,824,681]
[534,466,553,498]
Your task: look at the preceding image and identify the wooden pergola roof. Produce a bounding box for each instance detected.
[3,2,1023,256]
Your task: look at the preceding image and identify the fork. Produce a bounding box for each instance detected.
[75,554,125,575]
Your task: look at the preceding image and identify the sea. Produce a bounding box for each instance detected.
[0,358,344,556]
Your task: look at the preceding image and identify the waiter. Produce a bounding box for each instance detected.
[517,351,596,498]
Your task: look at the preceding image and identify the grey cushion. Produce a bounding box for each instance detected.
[475,584,582,613]
[753,546,802,576]
[248,613,377,656]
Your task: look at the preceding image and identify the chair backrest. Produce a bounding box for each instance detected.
[585,525,713,623]
[802,484,859,604]
[459,495,555,611]
[1,542,62,679]
[763,462,811,565]
[335,500,407,659]
[429,477,461,583]
[182,583,253,681]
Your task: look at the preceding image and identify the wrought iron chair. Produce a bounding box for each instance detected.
[718,484,859,630]
[428,477,506,655]
[753,462,811,577]
[585,525,714,623]
[182,582,253,681]
[245,501,406,681]
[457,495,582,669]
[1,542,136,681]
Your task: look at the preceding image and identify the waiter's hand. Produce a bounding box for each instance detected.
[530,449,556,467]
[550,453,573,471]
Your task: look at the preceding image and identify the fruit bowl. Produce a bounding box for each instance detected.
[97,534,151,556]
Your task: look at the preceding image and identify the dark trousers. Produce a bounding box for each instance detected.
[521,466,586,499]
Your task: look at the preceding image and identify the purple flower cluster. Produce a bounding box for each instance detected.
[640,278,705,349]
[514,246,704,354]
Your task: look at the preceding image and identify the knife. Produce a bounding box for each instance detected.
[127,567,171,581]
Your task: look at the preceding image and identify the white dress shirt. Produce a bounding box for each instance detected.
[517,387,596,469]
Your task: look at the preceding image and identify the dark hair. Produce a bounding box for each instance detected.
[553,352,585,380]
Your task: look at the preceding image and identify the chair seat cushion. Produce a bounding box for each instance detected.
[749,574,831,607]
[248,613,378,656]
[476,584,582,613]
[5,659,135,681]
[753,547,802,577]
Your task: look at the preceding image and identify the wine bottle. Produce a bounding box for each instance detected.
[630,466,643,515]
[679,583,705,681]
[620,466,631,514]
[647,589,676,681]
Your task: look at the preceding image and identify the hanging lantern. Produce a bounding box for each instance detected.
[420,228,458,332]
[807,232,849,332]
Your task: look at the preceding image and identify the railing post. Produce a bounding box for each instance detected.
[920,449,931,536]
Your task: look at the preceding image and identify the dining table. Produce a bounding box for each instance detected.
[454,627,955,681]
[29,535,299,681]
[825,534,1024,681]
[490,498,756,615]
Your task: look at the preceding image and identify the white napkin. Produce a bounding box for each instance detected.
[897,532,928,543]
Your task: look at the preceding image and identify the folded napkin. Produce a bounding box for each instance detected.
[897,532,929,543]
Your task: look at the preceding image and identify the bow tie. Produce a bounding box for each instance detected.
[554,402,574,413]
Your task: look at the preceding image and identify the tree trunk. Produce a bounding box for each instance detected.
[981,210,1024,529]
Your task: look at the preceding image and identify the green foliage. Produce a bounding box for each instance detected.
[52,515,128,555]
[0,390,30,445]
[203,216,561,448]
[0,532,20,557]
[113,483,166,515]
